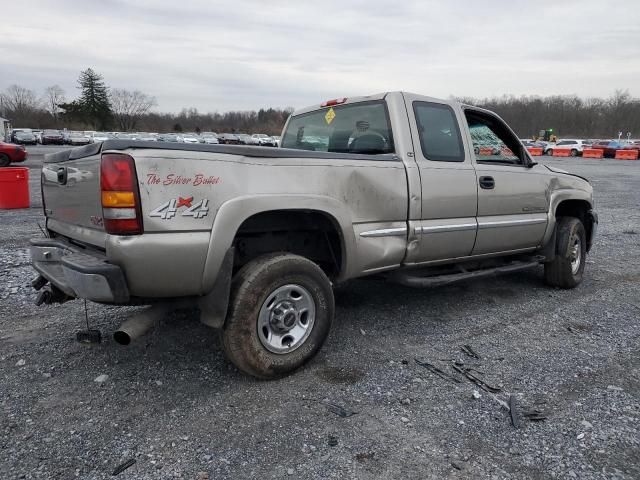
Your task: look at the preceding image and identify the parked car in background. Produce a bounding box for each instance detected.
[591,140,625,158]
[91,132,113,143]
[32,129,43,144]
[181,133,200,144]
[136,133,157,142]
[271,135,281,147]
[236,133,259,145]
[521,140,546,149]
[545,139,585,157]
[201,133,219,144]
[157,134,181,143]
[218,133,241,145]
[13,131,37,145]
[251,133,275,146]
[41,129,64,145]
[0,141,27,166]
[10,128,33,143]
[69,132,91,145]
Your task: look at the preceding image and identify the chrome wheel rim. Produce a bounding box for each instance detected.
[257,284,316,354]
[570,236,582,275]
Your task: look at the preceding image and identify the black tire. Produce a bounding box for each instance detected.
[0,153,10,167]
[544,217,586,289]
[570,149,579,157]
[547,149,553,156]
[222,253,334,379]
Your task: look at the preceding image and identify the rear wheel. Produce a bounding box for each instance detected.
[547,149,553,156]
[222,253,334,379]
[570,149,579,157]
[0,154,10,167]
[544,217,586,288]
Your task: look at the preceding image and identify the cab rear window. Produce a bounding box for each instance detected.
[281,101,395,155]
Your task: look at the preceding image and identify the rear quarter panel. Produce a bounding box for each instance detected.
[125,148,409,293]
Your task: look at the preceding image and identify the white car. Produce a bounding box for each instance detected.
[202,135,219,144]
[251,134,275,146]
[545,139,585,157]
[181,134,200,144]
[136,133,157,142]
[91,132,112,143]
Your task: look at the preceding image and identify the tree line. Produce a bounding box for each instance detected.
[1,67,638,138]
[0,68,292,135]
[459,90,640,139]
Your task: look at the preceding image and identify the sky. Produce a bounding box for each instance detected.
[1,0,639,113]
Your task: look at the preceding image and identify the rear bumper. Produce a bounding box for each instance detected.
[30,238,129,303]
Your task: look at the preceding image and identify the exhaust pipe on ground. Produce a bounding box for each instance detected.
[113,305,169,345]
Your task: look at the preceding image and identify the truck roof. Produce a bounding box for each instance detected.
[292,91,460,116]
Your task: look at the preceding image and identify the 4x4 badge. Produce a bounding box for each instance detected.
[149,197,209,220]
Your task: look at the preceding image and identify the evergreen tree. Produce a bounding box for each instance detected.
[77,68,112,129]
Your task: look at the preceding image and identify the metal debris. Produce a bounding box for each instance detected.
[327,435,338,447]
[326,402,358,418]
[522,408,548,421]
[460,344,480,359]
[509,395,521,428]
[451,364,501,393]
[415,359,462,383]
[112,458,136,476]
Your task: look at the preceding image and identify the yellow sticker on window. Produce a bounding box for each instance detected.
[325,107,336,125]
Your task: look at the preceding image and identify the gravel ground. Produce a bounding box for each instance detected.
[1,149,639,479]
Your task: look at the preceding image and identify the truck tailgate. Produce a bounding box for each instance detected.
[42,144,107,248]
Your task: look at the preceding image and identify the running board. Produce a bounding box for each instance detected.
[387,258,543,288]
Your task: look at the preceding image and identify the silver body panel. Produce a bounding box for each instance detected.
[37,91,595,301]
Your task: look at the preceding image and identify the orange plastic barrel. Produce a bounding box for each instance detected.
[0,167,30,209]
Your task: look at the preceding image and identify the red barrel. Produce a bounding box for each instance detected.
[0,167,30,209]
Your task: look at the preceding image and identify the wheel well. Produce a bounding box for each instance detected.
[232,210,343,279]
[555,199,594,250]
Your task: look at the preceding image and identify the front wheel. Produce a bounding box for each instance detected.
[0,154,10,167]
[222,253,334,379]
[547,149,553,156]
[544,217,586,288]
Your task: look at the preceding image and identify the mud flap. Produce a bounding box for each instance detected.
[198,247,234,329]
[540,228,557,263]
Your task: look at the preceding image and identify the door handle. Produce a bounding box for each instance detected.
[479,176,495,189]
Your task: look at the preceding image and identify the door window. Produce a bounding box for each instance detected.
[413,102,465,162]
[464,110,524,165]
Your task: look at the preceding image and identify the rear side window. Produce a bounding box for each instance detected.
[413,102,465,162]
[281,101,394,155]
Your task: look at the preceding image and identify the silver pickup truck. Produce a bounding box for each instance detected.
[30,92,597,378]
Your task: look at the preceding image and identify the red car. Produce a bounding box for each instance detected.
[591,140,626,158]
[0,141,28,167]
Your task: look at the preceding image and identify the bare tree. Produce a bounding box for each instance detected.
[43,85,66,122]
[109,89,157,131]
[0,85,40,114]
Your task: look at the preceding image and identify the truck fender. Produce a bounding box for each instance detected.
[200,194,357,293]
[541,189,593,248]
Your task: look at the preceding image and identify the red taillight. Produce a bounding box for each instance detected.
[100,153,143,235]
[321,97,347,107]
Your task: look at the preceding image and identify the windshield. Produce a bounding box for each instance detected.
[281,100,394,154]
